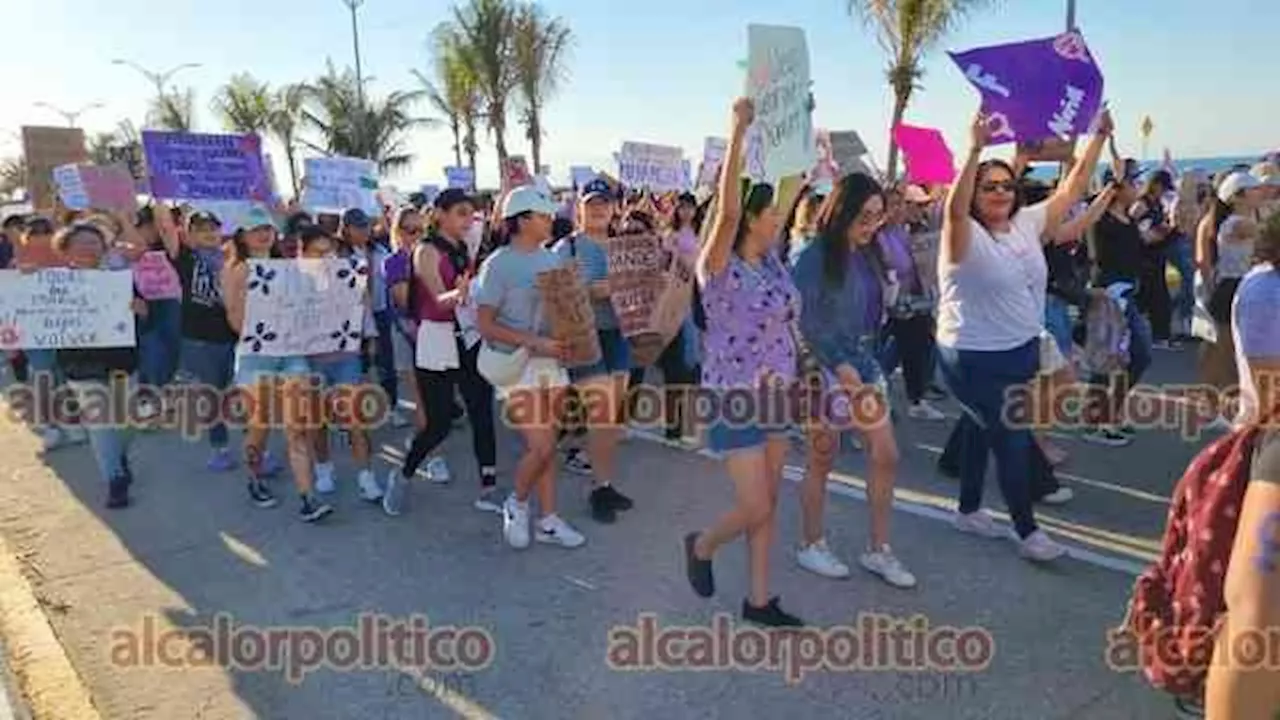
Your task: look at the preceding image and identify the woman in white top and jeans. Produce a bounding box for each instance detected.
[936,109,1113,562]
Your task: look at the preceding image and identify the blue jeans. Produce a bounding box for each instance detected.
[1044,295,1074,357]
[181,339,236,448]
[1087,300,1153,425]
[67,378,135,483]
[1165,235,1195,323]
[569,328,632,382]
[938,339,1039,539]
[372,310,398,404]
[138,299,182,387]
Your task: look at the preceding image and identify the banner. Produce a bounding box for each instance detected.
[569,166,596,190]
[239,258,367,357]
[616,143,687,192]
[301,157,379,215]
[133,251,182,300]
[535,266,601,368]
[445,166,475,191]
[21,126,87,210]
[142,131,271,201]
[744,24,814,183]
[949,30,1105,145]
[52,164,137,214]
[0,269,135,349]
[892,124,957,185]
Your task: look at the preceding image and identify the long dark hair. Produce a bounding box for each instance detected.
[813,173,889,289]
[970,160,1024,230]
[733,181,775,254]
[229,227,283,264]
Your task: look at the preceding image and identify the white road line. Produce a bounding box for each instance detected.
[562,575,598,591]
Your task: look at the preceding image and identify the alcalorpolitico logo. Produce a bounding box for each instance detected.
[607,613,994,684]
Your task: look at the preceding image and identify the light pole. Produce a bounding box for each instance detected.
[34,101,104,128]
[342,0,366,107]
[111,59,202,101]
[1066,0,1077,30]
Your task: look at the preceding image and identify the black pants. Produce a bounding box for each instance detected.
[887,314,935,403]
[1137,260,1172,342]
[938,421,1062,501]
[627,327,698,431]
[402,342,496,478]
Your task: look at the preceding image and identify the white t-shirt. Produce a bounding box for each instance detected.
[936,201,1050,351]
[1232,263,1280,424]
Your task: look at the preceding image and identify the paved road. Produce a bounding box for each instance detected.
[0,347,1208,719]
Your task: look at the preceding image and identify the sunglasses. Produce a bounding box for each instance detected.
[979,182,1017,194]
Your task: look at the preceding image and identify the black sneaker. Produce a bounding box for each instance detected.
[596,484,633,511]
[564,448,593,475]
[248,480,279,509]
[664,426,682,442]
[105,476,130,509]
[683,532,714,598]
[589,487,617,523]
[741,597,803,628]
[299,495,334,523]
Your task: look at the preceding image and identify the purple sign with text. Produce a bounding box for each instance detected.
[949,31,1104,145]
[142,131,271,201]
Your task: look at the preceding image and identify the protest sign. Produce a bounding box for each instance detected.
[503,156,532,190]
[892,124,956,185]
[420,184,441,205]
[142,131,271,201]
[809,130,839,187]
[0,269,135,350]
[133,251,182,300]
[697,137,728,189]
[1019,137,1077,162]
[617,143,687,192]
[22,126,88,211]
[445,166,475,191]
[239,258,367,357]
[301,157,379,215]
[52,164,137,213]
[606,234,665,337]
[908,231,940,300]
[829,130,869,174]
[569,166,596,190]
[949,30,1104,145]
[535,266,601,368]
[649,249,694,342]
[745,25,814,183]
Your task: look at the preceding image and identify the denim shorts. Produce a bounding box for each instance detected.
[568,328,632,382]
[234,353,312,387]
[309,354,364,387]
[703,389,791,454]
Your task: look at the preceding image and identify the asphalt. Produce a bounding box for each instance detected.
[0,346,1209,720]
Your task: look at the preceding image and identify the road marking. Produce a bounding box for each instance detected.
[562,576,597,591]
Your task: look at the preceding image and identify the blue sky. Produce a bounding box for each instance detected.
[1,0,1272,192]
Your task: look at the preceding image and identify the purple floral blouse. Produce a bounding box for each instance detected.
[699,250,800,390]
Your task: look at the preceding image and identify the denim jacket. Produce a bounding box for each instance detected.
[790,237,892,372]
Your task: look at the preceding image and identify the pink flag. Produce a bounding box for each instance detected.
[892,124,956,185]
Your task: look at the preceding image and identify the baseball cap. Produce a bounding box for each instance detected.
[433,188,475,211]
[1250,162,1280,187]
[676,192,698,207]
[283,211,314,237]
[187,210,222,231]
[340,208,372,229]
[239,205,278,231]
[502,186,558,219]
[1218,171,1262,202]
[580,178,615,202]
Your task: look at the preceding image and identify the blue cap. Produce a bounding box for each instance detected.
[580,178,615,202]
[341,208,372,229]
[502,186,558,219]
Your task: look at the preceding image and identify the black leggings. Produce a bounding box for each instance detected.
[887,314,935,403]
[402,342,496,479]
[627,327,698,431]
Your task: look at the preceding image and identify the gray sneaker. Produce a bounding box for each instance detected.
[382,469,408,517]
[474,486,505,513]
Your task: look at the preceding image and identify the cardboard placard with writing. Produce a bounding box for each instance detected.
[22,126,88,211]
[909,231,940,297]
[649,249,695,342]
[1018,137,1076,163]
[535,267,601,368]
[606,234,665,338]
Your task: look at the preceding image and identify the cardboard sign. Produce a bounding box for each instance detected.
[616,143,688,192]
[239,258,367,356]
[142,131,272,201]
[22,126,88,211]
[52,164,137,214]
[697,137,728,189]
[535,266,601,368]
[133,251,182,300]
[744,25,814,183]
[1018,137,1077,163]
[302,156,379,214]
[606,234,665,337]
[0,269,135,349]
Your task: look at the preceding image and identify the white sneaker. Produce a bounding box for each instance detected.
[953,510,1005,539]
[314,462,336,494]
[796,539,851,579]
[1017,529,1066,562]
[907,401,946,421]
[1039,487,1074,505]
[860,546,917,589]
[535,514,586,548]
[426,457,451,484]
[390,408,410,429]
[356,469,383,502]
[503,496,531,549]
[39,426,65,452]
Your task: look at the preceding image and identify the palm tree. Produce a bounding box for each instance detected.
[148,87,196,131]
[269,83,307,198]
[447,0,518,181]
[302,61,427,176]
[512,3,572,173]
[414,22,483,174]
[0,157,25,198]
[212,73,274,134]
[848,0,998,179]
[86,121,144,182]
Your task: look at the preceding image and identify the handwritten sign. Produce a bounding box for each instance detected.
[535,267,601,368]
[569,166,596,190]
[445,166,475,191]
[1019,137,1077,163]
[302,157,379,215]
[892,124,956,185]
[0,269,135,349]
[949,30,1105,145]
[419,184,441,205]
[503,156,532,190]
[22,126,88,211]
[239,258,367,356]
[697,137,728,189]
[606,234,665,337]
[745,25,814,183]
[617,143,688,192]
[142,131,271,201]
[650,250,694,342]
[52,164,137,214]
[133,251,182,300]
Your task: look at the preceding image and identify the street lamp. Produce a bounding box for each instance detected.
[341,0,366,106]
[34,101,104,127]
[110,59,202,99]
[1066,0,1077,30]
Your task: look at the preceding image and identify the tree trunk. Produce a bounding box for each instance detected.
[493,117,509,189]
[284,141,300,199]
[885,86,911,182]
[529,105,542,174]
[451,118,463,168]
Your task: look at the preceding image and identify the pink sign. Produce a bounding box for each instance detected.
[133,251,182,300]
[892,124,956,185]
[81,165,138,214]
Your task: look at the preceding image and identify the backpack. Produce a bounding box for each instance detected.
[1118,424,1263,700]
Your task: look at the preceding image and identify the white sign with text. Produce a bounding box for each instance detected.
[239,259,368,357]
[0,269,136,350]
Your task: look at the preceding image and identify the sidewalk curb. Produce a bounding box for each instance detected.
[0,531,100,720]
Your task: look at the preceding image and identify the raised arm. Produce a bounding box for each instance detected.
[153,203,181,259]
[1046,110,1115,229]
[698,98,754,281]
[941,113,990,265]
[1049,184,1116,245]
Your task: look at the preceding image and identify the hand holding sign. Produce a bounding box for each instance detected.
[971,113,995,148]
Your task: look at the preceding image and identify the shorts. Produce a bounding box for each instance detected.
[703,389,791,454]
[497,356,569,401]
[234,353,311,387]
[568,328,632,383]
[309,354,364,387]
[392,323,415,372]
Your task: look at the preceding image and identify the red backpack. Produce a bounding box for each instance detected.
[1119,424,1263,700]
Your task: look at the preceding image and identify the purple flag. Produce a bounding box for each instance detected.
[142,131,271,201]
[949,31,1104,145]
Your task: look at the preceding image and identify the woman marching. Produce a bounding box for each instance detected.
[682,97,803,627]
[789,173,915,588]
